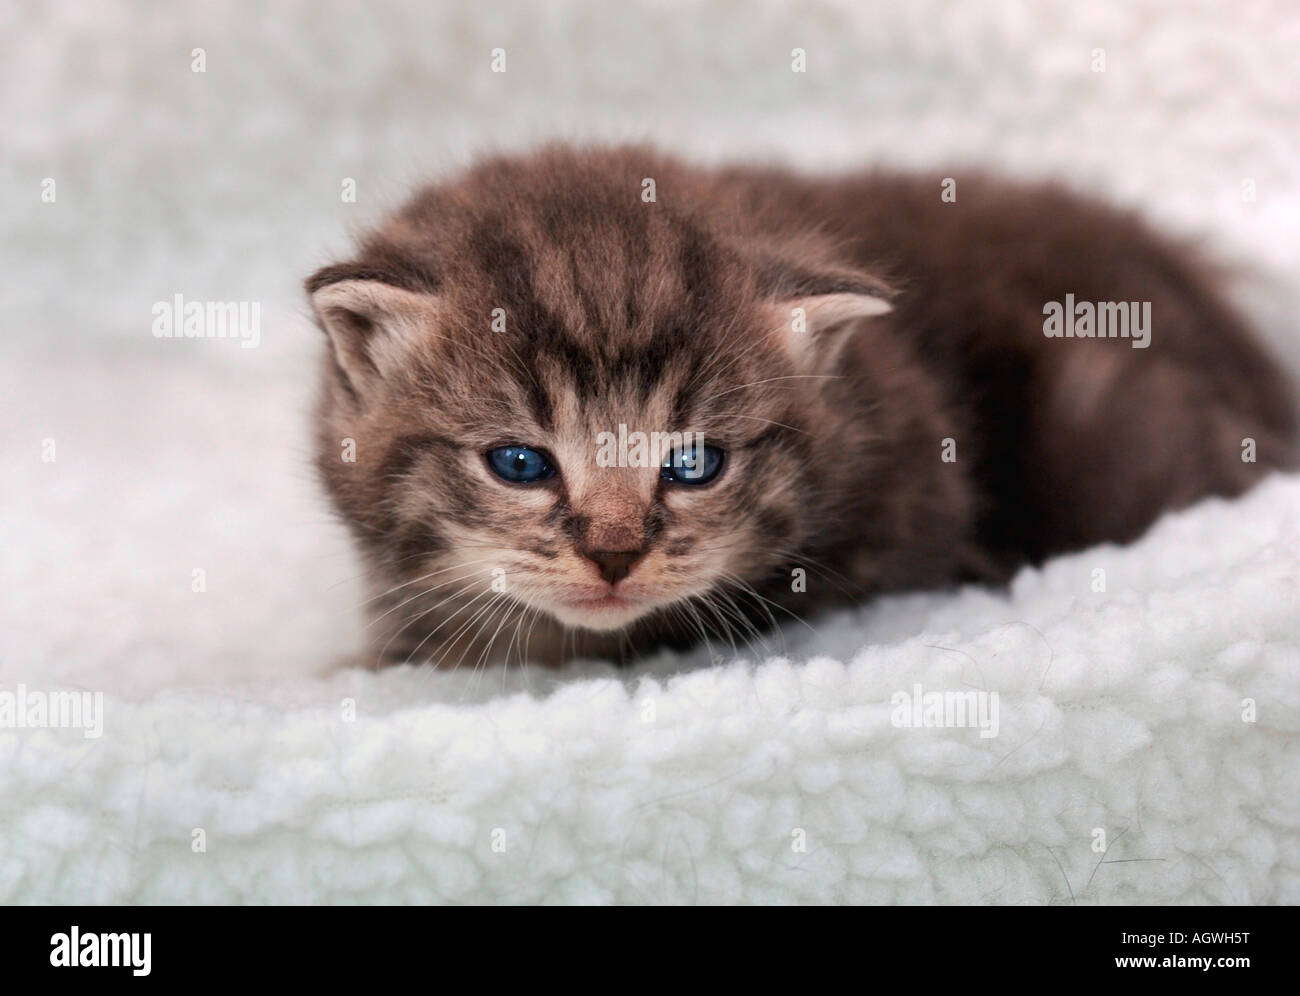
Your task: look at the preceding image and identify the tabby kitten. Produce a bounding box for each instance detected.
[307,145,1296,669]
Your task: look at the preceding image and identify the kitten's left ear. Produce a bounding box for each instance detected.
[768,288,893,373]
[757,261,894,372]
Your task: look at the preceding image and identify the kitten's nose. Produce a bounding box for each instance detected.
[583,548,645,586]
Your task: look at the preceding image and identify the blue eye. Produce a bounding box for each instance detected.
[661,445,725,485]
[486,445,555,483]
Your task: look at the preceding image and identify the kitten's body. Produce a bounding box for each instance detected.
[308,146,1296,668]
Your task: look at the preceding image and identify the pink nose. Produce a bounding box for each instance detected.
[582,548,645,585]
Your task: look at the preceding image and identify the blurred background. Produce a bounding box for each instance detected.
[3,0,1298,697]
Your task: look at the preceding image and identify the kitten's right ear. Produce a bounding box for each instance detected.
[307,274,440,398]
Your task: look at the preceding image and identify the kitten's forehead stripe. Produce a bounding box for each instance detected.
[677,221,720,309]
[468,214,538,319]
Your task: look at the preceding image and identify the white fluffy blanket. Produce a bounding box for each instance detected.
[4,478,1300,903]
[2,0,1298,904]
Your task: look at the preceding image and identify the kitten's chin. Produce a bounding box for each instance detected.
[546,592,656,632]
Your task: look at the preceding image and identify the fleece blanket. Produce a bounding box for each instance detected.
[2,0,1299,904]
[3,477,1300,904]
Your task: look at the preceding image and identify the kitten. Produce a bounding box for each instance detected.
[307,144,1297,669]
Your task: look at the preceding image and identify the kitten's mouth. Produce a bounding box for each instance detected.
[566,593,633,611]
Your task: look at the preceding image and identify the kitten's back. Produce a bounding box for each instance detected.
[714,164,1298,565]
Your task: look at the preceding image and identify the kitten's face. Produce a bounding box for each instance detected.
[376,336,793,634]
[309,151,890,649]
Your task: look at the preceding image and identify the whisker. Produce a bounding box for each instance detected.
[436,592,511,673]
[390,586,493,666]
[362,557,499,610]
[704,413,809,435]
[705,373,844,402]
[364,564,494,629]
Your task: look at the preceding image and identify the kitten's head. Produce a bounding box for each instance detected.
[308,148,894,649]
